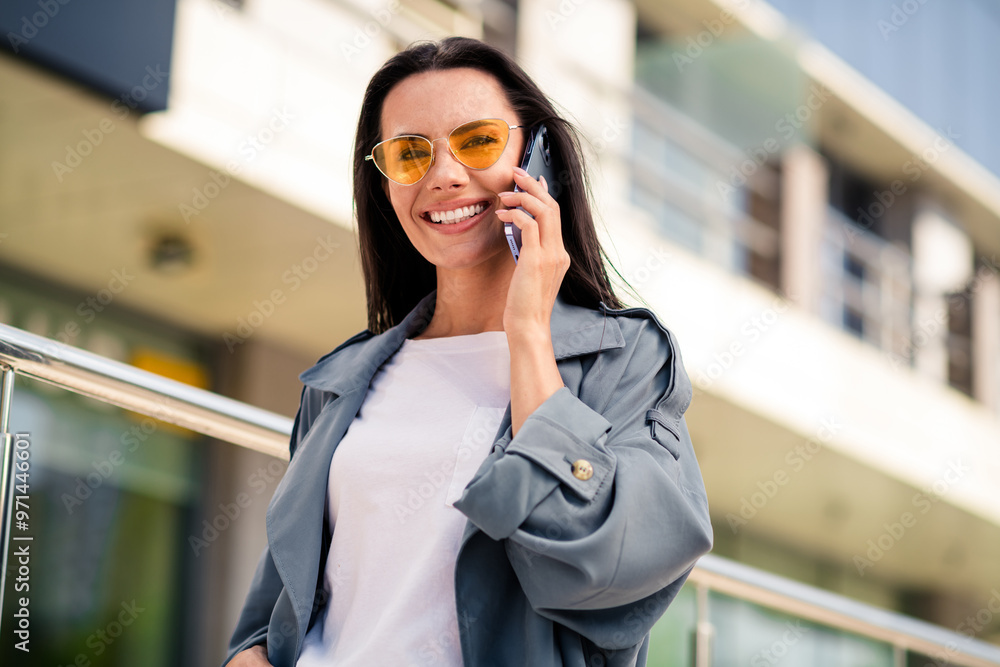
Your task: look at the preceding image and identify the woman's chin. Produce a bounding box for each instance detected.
[422,238,513,272]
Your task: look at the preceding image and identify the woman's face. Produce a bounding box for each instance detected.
[378,68,524,272]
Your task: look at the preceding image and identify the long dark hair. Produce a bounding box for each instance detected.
[353,37,625,333]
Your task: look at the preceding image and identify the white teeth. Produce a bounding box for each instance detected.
[429,202,486,224]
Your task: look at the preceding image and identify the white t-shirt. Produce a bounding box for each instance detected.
[296,331,511,667]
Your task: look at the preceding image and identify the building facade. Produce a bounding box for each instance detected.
[1,0,999,664]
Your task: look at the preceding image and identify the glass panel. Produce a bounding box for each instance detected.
[1,376,202,667]
[648,583,698,666]
[907,650,959,667]
[708,591,895,667]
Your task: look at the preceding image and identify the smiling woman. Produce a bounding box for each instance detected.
[224,37,712,667]
[374,67,526,298]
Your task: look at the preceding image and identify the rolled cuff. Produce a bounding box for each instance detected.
[453,387,614,540]
[506,387,614,501]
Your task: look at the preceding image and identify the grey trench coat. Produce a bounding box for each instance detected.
[225,290,713,667]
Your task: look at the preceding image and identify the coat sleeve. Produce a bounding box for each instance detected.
[452,315,713,651]
[222,385,325,666]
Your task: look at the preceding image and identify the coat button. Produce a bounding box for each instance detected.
[571,459,593,481]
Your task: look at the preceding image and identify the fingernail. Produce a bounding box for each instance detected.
[513,166,528,175]
[498,191,516,197]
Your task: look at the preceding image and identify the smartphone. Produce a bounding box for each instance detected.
[506,123,558,263]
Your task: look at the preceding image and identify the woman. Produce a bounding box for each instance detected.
[226,37,711,667]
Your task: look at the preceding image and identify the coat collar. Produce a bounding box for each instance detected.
[298,290,625,396]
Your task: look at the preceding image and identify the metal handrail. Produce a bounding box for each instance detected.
[1,323,999,665]
[692,555,1000,666]
[0,322,293,459]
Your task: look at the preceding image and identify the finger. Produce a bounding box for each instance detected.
[512,167,557,207]
[496,207,540,255]
[513,169,562,240]
[497,191,542,216]
[498,190,561,247]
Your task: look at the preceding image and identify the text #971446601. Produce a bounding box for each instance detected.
[11,432,32,653]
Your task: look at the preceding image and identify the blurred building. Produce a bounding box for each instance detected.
[1,0,999,665]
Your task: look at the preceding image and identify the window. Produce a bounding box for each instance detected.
[947,286,974,396]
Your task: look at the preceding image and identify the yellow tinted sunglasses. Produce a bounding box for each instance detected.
[366,118,525,185]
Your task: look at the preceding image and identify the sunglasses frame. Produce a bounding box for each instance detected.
[366,118,526,185]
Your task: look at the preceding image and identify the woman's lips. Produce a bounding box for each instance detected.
[423,199,492,224]
[420,200,495,234]
[426,200,490,224]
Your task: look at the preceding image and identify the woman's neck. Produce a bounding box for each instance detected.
[414,259,514,339]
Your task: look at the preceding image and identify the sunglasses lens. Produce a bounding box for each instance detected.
[372,136,433,185]
[449,119,510,169]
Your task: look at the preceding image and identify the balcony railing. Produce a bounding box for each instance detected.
[629,85,781,287]
[821,206,914,357]
[2,322,999,666]
[628,84,921,364]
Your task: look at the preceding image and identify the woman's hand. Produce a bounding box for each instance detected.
[495,167,570,336]
[495,167,571,436]
[229,645,273,666]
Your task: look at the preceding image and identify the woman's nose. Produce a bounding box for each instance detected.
[423,139,469,189]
